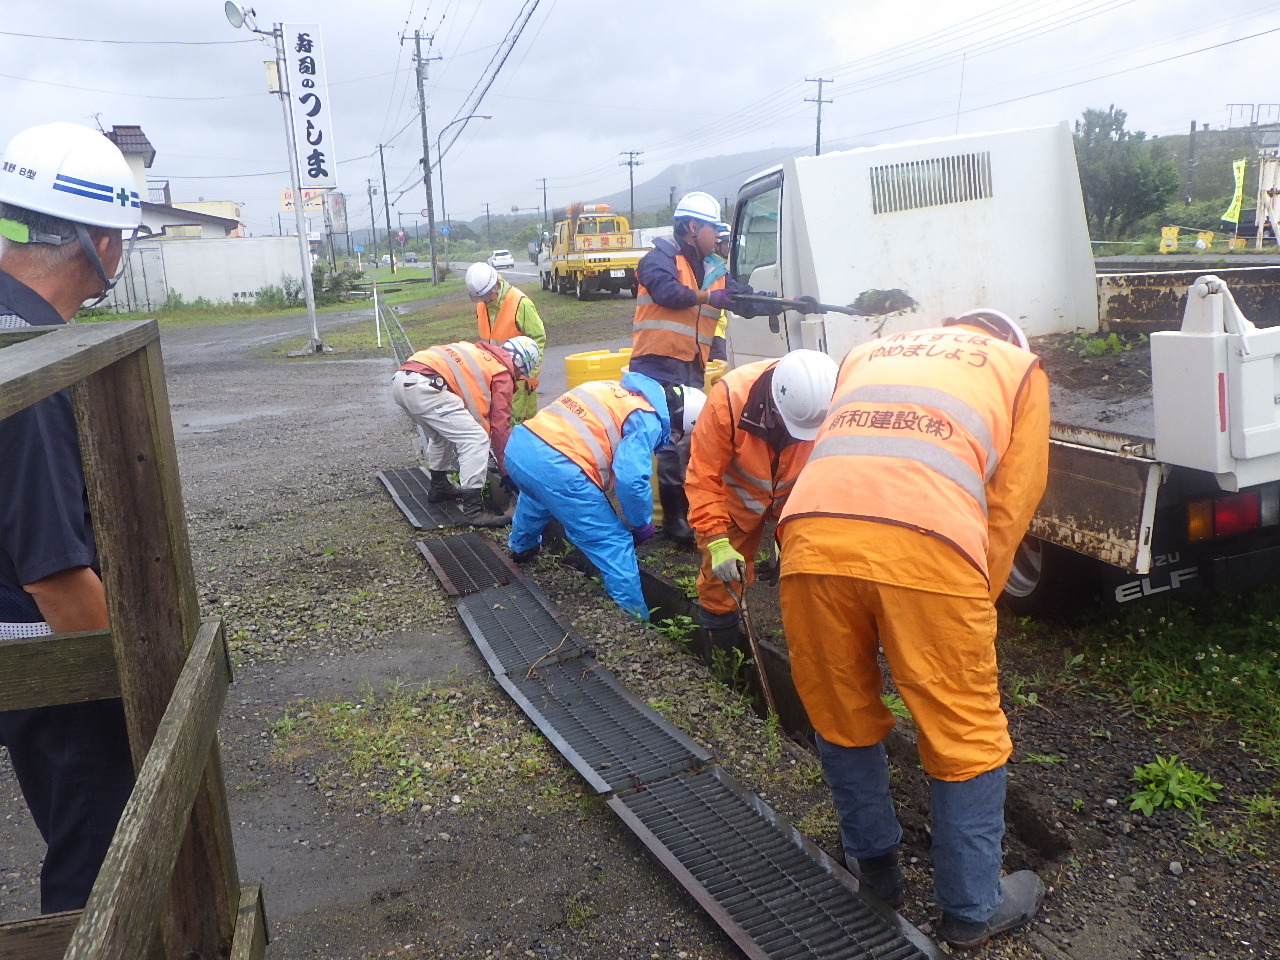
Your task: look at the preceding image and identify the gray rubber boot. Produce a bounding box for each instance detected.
[460,489,507,528]
[856,848,904,908]
[938,871,1045,949]
[427,470,460,503]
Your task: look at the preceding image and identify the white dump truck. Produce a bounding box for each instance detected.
[724,122,1280,612]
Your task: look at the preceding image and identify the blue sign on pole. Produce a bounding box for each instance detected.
[439,225,450,236]
[353,245,365,252]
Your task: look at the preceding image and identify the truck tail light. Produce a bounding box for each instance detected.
[1188,492,1262,541]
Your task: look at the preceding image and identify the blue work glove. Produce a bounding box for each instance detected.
[631,522,656,544]
[708,288,734,311]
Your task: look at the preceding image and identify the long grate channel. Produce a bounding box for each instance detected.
[376,467,467,529]
[417,533,520,596]
[455,581,585,677]
[496,658,711,793]
[611,767,940,960]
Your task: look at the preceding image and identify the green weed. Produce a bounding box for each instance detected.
[564,892,596,932]
[1127,754,1223,818]
[881,692,911,721]
[1006,674,1041,708]
[672,573,699,599]
[652,614,697,651]
[1067,331,1145,356]
[1023,753,1065,764]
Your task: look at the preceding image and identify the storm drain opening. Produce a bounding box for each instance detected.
[455,581,587,677]
[611,767,941,960]
[496,658,712,793]
[376,467,467,529]
[417,533,521,596]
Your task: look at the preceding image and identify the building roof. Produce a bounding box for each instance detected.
[141,201,239,228]
[105,125,156,168]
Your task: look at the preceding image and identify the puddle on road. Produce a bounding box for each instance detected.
[179,407,291,433]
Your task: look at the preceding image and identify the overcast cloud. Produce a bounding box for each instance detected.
[3,0,1277,237]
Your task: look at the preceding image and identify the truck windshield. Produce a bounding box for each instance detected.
[733,178,781,285]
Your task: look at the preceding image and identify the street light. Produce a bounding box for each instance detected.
[435,114,491,263]
[225,2,329,354]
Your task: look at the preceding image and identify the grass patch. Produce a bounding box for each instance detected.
[272,678,581,814]
[1065,587,1280,761]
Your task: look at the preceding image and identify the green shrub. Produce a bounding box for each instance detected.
[1127,754,1222,817]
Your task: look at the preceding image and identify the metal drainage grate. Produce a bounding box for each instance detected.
[496,658,711,793]
[455,581,585,677]
[417,533,520,596]
[610,767,940,960]
[376,467,467,529]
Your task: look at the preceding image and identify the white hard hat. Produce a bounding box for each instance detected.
[946,309,1030,351]
[667,385,707,433]
[771,349,839,441]
[502,335,540,375]
[673,191,720,225]
[465,261,500,299]
[0,123,141,231]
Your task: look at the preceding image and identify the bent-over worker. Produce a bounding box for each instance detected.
[0,122,142,912]
[466,261,545,423]
[391,336,541,527]
[630,191,786,543]
[685,350,837,654]
[505,374,705,620]
[778,311,1049,948]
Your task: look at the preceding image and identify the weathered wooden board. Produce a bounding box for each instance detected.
[0,629,118,711]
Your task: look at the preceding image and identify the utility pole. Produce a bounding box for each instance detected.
[805,77,833,156]
[409,30,443,284]
[366,178,380,268]
[620,151,643,222]
[538,177,549,224]
[483,203,493,249]
[378,144,396,274]
[277,213,283,236]
[1184,119,1197,206]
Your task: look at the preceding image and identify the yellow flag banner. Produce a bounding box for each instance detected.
[1222,159,1247,224]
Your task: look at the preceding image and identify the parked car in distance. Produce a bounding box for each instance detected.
[404,252,419,262]
[380,254,391,265]
[487,249,516,269]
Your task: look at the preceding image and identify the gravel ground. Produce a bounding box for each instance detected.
[2,307,1278,960]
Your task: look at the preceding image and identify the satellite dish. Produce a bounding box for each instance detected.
[224,1,245,28]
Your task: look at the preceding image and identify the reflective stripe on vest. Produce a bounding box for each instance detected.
[724,474,767,517]
[632,251,725,363]
[417,343,496,430]
[524,381,655,489]
[477,286,525,344]
[780,327,1038,575]
[544,386,623,488]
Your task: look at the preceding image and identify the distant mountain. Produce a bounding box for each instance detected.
[585,147,805,214]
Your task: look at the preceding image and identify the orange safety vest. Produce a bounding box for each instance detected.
[523,380,656,490]
[781,327,1040,577]
[407,341,509,434]
[476,285,527,345]
[688,360,814,536]
[632,251,725,365]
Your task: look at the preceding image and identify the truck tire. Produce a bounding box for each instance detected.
[540,272,549,291]
[1000,536,1099,619]
[629,284,638,298]
[576,278,590,301]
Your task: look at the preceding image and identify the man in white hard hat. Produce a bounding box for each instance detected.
[631,191,788,543]
[466,261,545,423]
[0,122,146,912]
[391,334,541,526]
[685,350,837,654]
[778,311,1048,945]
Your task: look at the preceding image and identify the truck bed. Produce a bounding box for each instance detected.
[1037,332,1155,457]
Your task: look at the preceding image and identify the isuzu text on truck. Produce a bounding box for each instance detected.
[724,123,1280,613]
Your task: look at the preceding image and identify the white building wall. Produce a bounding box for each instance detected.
[106,236,307,311]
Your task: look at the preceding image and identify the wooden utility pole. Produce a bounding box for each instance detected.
[366,179,380,266]
[1184,119,1197,206]
[483,202,492,248]
[620,150,643,221]
[378,144,396,274]
[538,177,549,225]
[410,30,443,284]
[805,77,832,156]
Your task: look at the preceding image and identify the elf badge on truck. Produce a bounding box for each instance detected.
[724,122,1280,613]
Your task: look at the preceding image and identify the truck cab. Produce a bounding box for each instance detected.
[542,204,645,300]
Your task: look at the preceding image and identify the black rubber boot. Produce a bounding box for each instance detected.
[427,470,460,503]
[510,544,540,564]
[659,484,695,544]
[938,871,1044,949]
[856,849,904,908]
[460,489,508,528]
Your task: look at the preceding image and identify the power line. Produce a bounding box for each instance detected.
[0,29,255,45]
[0,71,260,100]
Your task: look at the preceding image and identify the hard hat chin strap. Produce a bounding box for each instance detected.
[74,223,148,307]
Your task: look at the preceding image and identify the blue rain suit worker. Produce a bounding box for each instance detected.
[505,371,671,619]
[0,123,146,913]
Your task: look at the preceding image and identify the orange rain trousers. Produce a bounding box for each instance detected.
[780,569,1011,782]
[695,523,766,618]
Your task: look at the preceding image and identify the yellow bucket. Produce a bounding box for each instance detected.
[703,359,728,393]
[564,348,633,389]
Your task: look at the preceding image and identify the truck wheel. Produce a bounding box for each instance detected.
[1000,536,1099,619]
[540,272,549,291]
[629,284,638,298]
[576,278,590,301]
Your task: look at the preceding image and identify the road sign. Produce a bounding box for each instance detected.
[353,245,364,252]
[420,208,430,218]
[440,225,450,236]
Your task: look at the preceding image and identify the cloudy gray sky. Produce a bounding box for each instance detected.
[3,0,1277,238]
